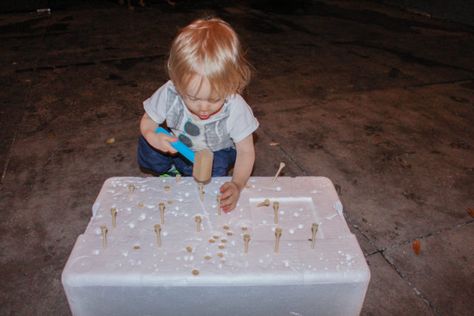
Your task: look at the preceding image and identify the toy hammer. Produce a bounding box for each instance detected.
[156,127,213,184]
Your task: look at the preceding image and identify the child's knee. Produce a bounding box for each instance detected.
[172,157,193,176]
[137,136,172,174]
[211,148,236,176]
[212,167,230,177]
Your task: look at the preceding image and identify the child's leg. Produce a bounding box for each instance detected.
[172,155,193,176]
[211,147,237,176]
[137,136,173,175]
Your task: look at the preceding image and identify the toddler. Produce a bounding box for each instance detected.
[138,17,259,212]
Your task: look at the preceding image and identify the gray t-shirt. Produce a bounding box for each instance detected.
[144,80,259,152]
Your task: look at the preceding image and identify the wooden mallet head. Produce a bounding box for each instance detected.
[193,149,213,184]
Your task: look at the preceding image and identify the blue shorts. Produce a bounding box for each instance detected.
[137,136,236,177]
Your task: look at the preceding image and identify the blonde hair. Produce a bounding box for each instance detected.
[167,17,251,99]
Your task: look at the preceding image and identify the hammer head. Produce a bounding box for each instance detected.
[192,149,214,184]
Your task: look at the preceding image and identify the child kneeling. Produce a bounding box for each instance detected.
[138,18,259,212]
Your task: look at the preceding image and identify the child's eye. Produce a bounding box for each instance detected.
[187,96,199,101]
[185,94,222,103]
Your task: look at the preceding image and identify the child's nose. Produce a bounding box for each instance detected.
[200,102,210,112]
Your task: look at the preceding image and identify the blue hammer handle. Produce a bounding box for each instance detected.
[155,127,195,163]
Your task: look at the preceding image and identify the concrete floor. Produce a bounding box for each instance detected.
[1,0,473,315]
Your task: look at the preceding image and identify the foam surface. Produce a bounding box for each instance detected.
[64,177,368,286]
[62,177,370,316]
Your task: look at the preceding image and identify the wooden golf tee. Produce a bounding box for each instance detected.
[274,227,282,253]
[195,215,202,232]
[100,225,108,249]
[273,201,279,224]
[111,208,117,228]
[257,199,270,207]
[198,183,204,201]
[154,224,162,247]
[311,223,319,249]
[159,202,165,225]
[217,195,222,216]
[272,162,286,184]
[243,234,251,254]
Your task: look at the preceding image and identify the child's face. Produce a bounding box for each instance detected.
[181,75,225,120]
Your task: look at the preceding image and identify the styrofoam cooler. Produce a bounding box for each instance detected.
[62,177,370,316]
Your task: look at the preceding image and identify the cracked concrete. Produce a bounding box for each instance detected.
[0,0,473,315]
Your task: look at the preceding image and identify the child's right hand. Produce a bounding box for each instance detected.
[144,131,178,154]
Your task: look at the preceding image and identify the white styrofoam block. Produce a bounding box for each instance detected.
[62,177,370,316]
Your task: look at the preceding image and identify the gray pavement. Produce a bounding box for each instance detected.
[0,1,473,315]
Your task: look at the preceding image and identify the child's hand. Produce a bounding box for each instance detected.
[219,181,241,212]
[145,131,178,154]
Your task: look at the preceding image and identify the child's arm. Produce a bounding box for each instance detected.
[140,113,177,153]
[219,134,255,212]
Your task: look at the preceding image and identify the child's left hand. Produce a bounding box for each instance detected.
[219,181,241,213]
